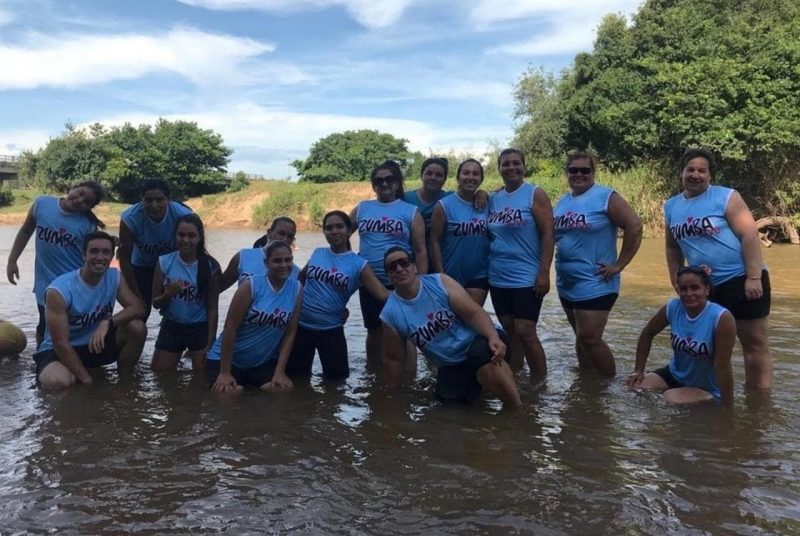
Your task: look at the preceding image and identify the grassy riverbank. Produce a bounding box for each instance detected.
[0,169,674,235]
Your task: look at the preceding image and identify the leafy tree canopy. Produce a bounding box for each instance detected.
[512,0,800,215]
[293,130,410,183]
[19,119,232,202]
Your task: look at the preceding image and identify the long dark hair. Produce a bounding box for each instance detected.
[174,214,219,305]
[371,160,406,200]
[71,181,107,230]
[323,210,354,251]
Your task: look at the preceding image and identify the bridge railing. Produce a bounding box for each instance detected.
[0,155,19,165]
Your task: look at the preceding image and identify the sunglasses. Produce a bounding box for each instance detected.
[372,175,399,185]
[386,257,411,273]
[567,166,594,175]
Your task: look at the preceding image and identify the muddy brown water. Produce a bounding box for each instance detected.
[0,227,798,534]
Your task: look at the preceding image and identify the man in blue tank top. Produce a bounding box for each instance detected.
[380,247,521,408]
[33,232,147,390]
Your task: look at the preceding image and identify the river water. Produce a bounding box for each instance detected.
[0,227,798,535]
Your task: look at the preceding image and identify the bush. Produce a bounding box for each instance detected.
[0,191,14,207]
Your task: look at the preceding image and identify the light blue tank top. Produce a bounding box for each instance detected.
[356,199,418,285]
[404,190,450,238]
[554,184,620,300]
[120,201,193,268]
[299,248,366,330]
[438,194,489,285]
[380,274,477,367]
[207,276,301,369]
[487,182,542,288]
[39,268,119,352]
[666,298,727,398]
[663,185,747,285]
[158,251,208,324]
[237,247,300,285]
[32,196,97,305]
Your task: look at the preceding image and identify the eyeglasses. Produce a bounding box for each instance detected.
[372,175,399,186]
[567,166,594,175]
[386,257,411,273]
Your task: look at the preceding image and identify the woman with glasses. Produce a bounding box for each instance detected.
[350,161,427,362]
[627,266,736,405]
[429,159,490,306]
[380,247,521,408]
[487,148,554,381]
[553,152,642,376]
[664,148,771,390]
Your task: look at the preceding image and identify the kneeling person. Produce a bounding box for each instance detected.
[380,247,521,408]
[34,231,147,390]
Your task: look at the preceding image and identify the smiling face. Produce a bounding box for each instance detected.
[323,214,350,250]
[83,238,114,276]
[372,168,400,202]
[421,163,447,194]
[385,249,416,288]
[677,271,710,310]
[268,221,297,246]
[266,245,294,282]
[175,221,200,258]
[63,185,99,214]
[680,157,713,198]
[498,151,526,189]
[457,161,483,195]
[566,157,596,195]
[142,188,169,221]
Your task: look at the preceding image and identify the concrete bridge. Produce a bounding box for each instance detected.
[0,155,19,180]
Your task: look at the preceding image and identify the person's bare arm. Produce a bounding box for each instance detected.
[266,288,304,392]
[599,192,643,281]
[89,275,145,354]
[219,251,241,292]
[726,191,765,300]
[429,203,447,274]
[382,324,407,389]
[664,221,685,293]
[360,264,389,302]
[713,311,737,405]
[213,280,252,393]
[531,187,554,298]
[442,275,506,363]
[627,305,669,388]
[117,220,139,296]
[205,265,221,349]
[410,211,428,274]
[6,204,36,285]
[46,289,92,384]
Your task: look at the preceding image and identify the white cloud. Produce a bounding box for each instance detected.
[177,0,415,29]
[0,9,13,26]
[0,27,297,90]
[487,20,596,56]
[470,0,641,26]
[0,129,51,154]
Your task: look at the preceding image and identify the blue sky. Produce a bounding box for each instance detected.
[0,0,642,178]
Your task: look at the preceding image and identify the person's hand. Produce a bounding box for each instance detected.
[473,190,489,210]
[212,371,239,393]
[596,263,622,282]
[89,320,110,354]
[488,335,507,364]
[6,261,19,285]
[264,371,294,393]
[164,279,184,298]
[626,371,644,389]
[744,277,763,300]
[534,272,550,299]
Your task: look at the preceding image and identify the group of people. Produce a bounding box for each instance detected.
[4,147,772,409]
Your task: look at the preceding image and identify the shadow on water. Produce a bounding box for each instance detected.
[0,230,798,534]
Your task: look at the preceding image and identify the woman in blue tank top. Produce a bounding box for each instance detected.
[220,216,298,291]
[554,152,643,377]
[664,149,771,390]
[627,266,736,405]
[430,158,490,305]
[119,178,193,318]
[6,181,106,345]
[286,211,388,380]
[486,148,554,381]
[349,160,427,364]
[208,241,303,394]
[151,214,220,372]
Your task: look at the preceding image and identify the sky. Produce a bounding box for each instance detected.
[0,0,643,179]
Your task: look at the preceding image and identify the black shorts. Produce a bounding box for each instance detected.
[33,327,118,375]
[359,285,391,330]
[710,270,771,320]
[206,358,277,389]
[155,319,208,353]
[489,286,543,322]
[286,324,349,379]
[132,264,156,318]
[559,293,618,312]
[36,304,46,341]
[435,332,509,403]
[652,365,683,389]
[464,277,490,291]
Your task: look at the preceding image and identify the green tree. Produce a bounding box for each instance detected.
[513,0,800,215]
[293,130,410,182]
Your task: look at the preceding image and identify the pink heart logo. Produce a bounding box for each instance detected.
[59,227,66,234]
[686,217,693,223]
[382,216,388,221]
[427,312,434,320]
[331,267,337,273]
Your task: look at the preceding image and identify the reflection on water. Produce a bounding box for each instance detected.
[0,228,798,534]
